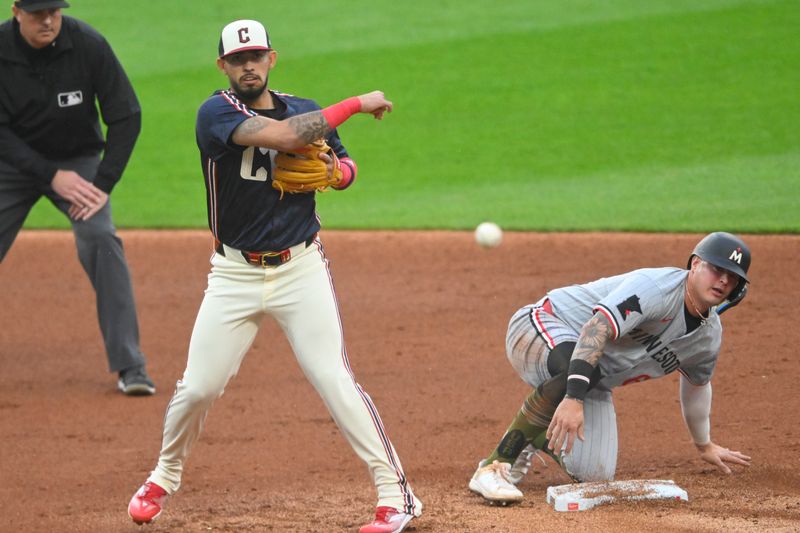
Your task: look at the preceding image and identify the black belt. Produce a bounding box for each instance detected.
[216,234,316,267]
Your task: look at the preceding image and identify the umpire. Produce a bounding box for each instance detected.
[0,0,155,395]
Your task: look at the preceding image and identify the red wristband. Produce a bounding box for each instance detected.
[333,157,357,190]
[322,97,361,129]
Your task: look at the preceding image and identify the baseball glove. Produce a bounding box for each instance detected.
[272,139,343,197]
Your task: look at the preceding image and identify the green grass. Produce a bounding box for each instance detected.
[24,0,800,232]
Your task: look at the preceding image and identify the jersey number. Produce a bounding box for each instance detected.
[239,146,275,181]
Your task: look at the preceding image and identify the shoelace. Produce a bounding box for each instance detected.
[488,460,515,483]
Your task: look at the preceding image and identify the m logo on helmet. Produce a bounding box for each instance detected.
[729,248,743,264]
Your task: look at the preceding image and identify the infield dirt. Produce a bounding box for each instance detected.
[1,231,798,532]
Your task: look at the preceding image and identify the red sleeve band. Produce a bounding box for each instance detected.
[321,97,361,129]
[593,305,620,339]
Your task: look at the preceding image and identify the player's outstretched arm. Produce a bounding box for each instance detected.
[232,91,393,151]
[696,441,751,474]
[679,377,750,474]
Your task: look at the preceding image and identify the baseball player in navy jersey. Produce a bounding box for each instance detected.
[128,20,421,533]
[469,232,753,503]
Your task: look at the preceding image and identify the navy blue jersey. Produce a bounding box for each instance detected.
[196,89,348,251]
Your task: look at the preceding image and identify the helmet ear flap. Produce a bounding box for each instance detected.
[718,280,748,315]
[729,278,748,304]
[687,255,702,272]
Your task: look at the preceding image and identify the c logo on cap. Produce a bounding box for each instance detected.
[237,27,250,44]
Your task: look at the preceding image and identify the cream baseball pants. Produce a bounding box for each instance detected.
[147,237,420,516]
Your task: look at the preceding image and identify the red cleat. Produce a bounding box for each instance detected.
[359,506,415,533]
[128,481,168,525]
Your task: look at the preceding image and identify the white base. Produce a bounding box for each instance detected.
[546,479,688,512]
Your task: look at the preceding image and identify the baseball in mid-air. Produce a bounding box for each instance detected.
[475,221,503,248]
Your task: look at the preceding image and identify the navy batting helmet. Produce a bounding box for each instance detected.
[687,232,750,303]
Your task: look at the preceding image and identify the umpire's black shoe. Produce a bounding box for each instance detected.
[118,365,156,396]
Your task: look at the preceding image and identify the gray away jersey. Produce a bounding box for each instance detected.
[546,267,722,389]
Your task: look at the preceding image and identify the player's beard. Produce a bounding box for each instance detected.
[231,74,268,103]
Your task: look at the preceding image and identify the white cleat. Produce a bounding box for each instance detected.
[469,460,524,504]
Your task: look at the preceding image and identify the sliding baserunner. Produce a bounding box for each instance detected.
[469,232,752,504]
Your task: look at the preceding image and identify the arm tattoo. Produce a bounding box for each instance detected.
[287,111,331,144]
[238,117,269,135]
[572,313,612,367]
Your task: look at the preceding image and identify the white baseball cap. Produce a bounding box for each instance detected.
[218,20,272,59]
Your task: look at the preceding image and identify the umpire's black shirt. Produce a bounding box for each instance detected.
[0,15,140,192]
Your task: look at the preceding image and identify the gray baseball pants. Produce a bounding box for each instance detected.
[0,155,145,372]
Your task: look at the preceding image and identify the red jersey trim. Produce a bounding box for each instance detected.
[593,304,620,340]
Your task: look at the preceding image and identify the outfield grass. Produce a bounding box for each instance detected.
[24,0,799,232]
